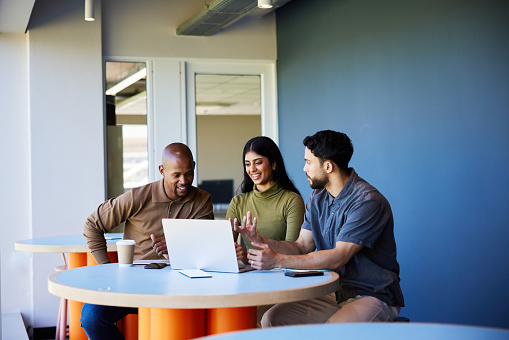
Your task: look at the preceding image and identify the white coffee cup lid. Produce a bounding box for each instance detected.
[116,239,135,245]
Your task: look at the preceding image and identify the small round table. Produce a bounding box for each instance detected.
[16,234,122,340]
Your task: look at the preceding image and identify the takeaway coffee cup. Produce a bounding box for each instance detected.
[116,239,135,267]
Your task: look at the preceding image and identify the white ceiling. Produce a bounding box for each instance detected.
[195,74,261,115]
[0,0,35,33]
[0,0,289,33]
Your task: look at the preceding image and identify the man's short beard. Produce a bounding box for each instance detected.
[309,176,328,190]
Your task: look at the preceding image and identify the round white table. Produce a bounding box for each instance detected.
[48,264,339,339]
[196,322,509,340]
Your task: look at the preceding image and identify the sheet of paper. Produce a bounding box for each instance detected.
[178,269,212,278]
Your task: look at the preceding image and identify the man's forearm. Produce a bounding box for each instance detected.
[83,219,110,264]
[264,238,306,256]
[275,243,363,271]
[275,249,339,271]
[91,248,111,264]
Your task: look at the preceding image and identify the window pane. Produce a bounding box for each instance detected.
[122,125,148,190]
[105,61,148,198]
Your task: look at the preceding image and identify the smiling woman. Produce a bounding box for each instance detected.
[227,136,305,255]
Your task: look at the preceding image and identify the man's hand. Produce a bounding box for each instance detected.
[150,234,168,259]
[235,242,248,263]
[247,242,280,270]
[231,211,264,244]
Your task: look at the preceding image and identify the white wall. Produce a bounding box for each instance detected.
[18,0,104,327]
[0,33,32,327]
[1,0,277,330]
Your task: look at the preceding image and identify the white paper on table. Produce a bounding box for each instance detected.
[178,269,212,278]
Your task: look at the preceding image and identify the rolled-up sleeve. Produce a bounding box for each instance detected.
[83,191,134,264]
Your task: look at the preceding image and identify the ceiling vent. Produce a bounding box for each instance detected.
[176,0,293,36]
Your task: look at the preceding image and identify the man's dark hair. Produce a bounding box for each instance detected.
[240,136,300,195]
[303,130,354,172]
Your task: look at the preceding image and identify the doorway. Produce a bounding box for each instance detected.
[185,61,278,218]
[195,74,262,217]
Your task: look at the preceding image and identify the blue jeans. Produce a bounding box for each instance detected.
[81,303,138,340]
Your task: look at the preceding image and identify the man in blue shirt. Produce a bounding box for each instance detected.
[233,130,404,326]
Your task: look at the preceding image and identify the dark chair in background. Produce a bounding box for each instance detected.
[198,179,234,218]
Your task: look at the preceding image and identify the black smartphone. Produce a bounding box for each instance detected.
[144,263,167,269]
[284,271,324,277]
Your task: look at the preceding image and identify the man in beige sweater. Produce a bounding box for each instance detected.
[81,142,213,340]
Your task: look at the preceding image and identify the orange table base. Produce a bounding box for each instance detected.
[138,308,151,340]
[68,253,89,340]
[206,307,257,334]
[137,307,256,340]
[118,313,139,340]
[139,308,205,340]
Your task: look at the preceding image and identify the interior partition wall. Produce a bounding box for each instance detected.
[275,0,509,329]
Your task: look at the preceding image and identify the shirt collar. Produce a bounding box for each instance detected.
[327,168,357,204]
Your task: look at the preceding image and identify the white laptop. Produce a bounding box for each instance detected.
[162,218,255,273]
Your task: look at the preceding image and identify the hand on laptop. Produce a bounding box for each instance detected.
[150,234,169,259]
[231,211,265,245]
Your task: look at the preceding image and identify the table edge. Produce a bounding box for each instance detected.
[15,242,117,253]
[48,271,339,309]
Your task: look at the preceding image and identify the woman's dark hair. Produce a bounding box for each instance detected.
[302,130,354,172]
[240,136,301,195]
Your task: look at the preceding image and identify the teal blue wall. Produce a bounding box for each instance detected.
[276,0,509,328]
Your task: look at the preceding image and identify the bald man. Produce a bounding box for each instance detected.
[82,143,213,340]
[84,143,213,264]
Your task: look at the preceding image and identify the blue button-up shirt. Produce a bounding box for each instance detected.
[302,168,404,307]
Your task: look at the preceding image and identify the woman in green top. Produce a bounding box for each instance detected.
[227,136,305,263]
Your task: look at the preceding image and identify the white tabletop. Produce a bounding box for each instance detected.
[15,233,122,253]
[197,323,509,340]
[48,264,339,309]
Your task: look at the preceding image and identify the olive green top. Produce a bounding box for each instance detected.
[226,182,305,250]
